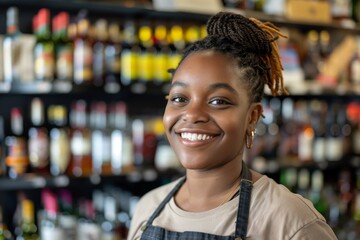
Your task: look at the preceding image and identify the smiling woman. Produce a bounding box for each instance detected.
[127,11,337,240]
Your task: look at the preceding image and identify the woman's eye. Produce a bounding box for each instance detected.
[171,96,187,103]
[209,99,230,105]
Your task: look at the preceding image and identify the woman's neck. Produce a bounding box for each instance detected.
[175,160,243,212]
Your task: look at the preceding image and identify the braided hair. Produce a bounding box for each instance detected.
[173,11,288,103]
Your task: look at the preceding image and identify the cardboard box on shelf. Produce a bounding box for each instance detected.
[285,0,331,23]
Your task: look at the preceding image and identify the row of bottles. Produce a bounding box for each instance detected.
[0,97,180,179]
[0,7,206,93]
[0,187,138,240]
[246,98,360,173]
[279,166,360,238]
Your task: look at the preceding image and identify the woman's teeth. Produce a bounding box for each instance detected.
[180,132,213,141]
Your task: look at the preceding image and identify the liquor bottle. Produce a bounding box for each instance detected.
[297,168,310,198]
[184,24,200,47]
[303,30,320,80]
[28,98,49,175]
[58,189,77,240]
[0,206,13,240]
[91,101,111,176]
[33,8,55,82]
[73,17,94,85]
[325,103,344,162]
[137,21,155,92]
[104,22,122,93]
[110,102,134,175]
[49,105,71,176]
[310,100,327,165]
[0,116,4,177]
[76,199,101,240]
[153,22,171,87]
[52,11,73,90]
[16,199,39,240]
[168,24,185,73]
[92,19,108,87]
[309,170,328,216]
[297,101,314,163]
[101,195,121,240]
[5,108,29,179]
[3,7,21,83]
[153,118,180,171]
[121,20,139,88]
[68,100,92,177]
[40,189,65,240]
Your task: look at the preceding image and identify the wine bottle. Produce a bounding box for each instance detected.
[58,189,77,240]
[40,189,65,240]
[91,101,111,176]
[153,22,171,87]
[110,102,134,175]
[104,22,122,93]
[0,206,13,240]
[28,98,50,175]
[3,7,21,83]
[92,19,108,87]
[73,16,94,86]
[52,11,73,90]
[33,8,55,82]
[49,105,71,176]
[101,195,122,240]
[5,108,29,178]
[121,20,139,90]
[16,199,39,240]
[68,100,92,177]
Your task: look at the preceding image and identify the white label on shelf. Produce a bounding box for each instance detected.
[153,0,223,14]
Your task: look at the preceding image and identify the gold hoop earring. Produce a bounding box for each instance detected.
[245,130,255,149]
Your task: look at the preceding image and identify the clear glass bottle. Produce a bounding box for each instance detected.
[3,7,21,83]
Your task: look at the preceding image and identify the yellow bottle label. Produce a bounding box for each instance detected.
[168,53,182,71]
[154,53,169,82]
[121,49,138,84]
[138,51,154,81]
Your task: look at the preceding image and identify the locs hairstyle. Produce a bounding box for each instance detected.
[171,11,288,103]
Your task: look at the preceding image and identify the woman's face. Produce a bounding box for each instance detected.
[163,51,261,171]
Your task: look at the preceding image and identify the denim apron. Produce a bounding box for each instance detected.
[140,161,253,240]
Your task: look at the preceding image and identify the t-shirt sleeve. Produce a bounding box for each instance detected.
[290,219,338,240]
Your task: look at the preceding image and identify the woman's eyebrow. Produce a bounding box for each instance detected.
[169,81,188,89]
[208,83,238,94]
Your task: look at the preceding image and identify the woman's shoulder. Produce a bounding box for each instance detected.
[253,175,324,219]
[249,175,335,239]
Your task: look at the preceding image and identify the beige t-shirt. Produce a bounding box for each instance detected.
[127,175,337,240]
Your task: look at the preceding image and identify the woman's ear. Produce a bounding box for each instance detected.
[247,103,263,130]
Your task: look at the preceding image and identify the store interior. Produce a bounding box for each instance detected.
[0,0,360,239]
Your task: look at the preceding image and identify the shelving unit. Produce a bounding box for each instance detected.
[0,0,359,238]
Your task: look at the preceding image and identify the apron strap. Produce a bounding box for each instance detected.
[234,161,253,239]
[145,176,186,226]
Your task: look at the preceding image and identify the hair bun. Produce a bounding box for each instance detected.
[206,12,272,54]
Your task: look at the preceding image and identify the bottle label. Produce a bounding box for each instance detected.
[121,49,138,85]
[154,53,169,82]
[5,137,29,175]
[34,43,54,81]
[138,51,153,81]
[56,45,73,81]
[28,128,49,168]
[74,40,93,83]
[50,129,70,174]
[168,52,182,71]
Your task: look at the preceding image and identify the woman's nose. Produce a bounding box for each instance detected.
[182,101,209,123]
